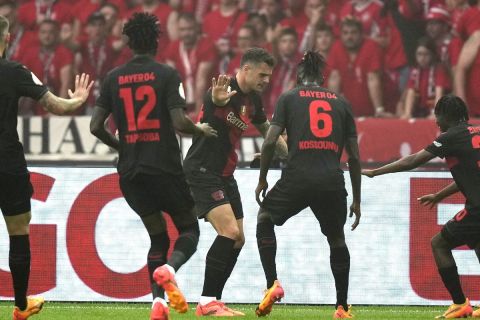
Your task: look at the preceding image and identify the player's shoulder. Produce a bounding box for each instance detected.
[0,59,25,71]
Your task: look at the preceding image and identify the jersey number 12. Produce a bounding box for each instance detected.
[120,85,160,132]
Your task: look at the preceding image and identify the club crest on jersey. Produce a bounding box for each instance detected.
[211,190,225,201]
[226,111,248,131]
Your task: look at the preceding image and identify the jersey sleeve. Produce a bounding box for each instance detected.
[270,93,287,129]
[166,69,187,110]
[14,65,48,100]
[250,94,268,125]
[425,132,452,159]
[95,73,113,112]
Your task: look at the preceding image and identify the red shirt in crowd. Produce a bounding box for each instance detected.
[18,1,74,31]
[128,2,174,44]
[465,55,480,117]
[72,0,102,27]
[19,44,73,115]
[7,28,37,62]
[455,6,480,40]
[202,8,247,44]
[406,64,451,116]
[340,0,384,38]
[328,38,384,117]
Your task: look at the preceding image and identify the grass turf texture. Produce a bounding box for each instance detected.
[0,302,454,319]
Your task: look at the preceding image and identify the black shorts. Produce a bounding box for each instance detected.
[185,169,243,220]
[441,207,480,249]
[0,171,33,216]
[119,172,197,228]
[262,175,347,237]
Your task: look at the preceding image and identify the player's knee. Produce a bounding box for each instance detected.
[327,235,346,248]
[5,212,31,236]
[220,224,241,241]
[257,209,273,224]
[234,234,245,248]
[178,222,200,247]
[431,233,452,251]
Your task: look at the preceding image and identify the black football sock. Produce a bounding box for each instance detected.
[202,235,235,298]
[216,247,242,300]
[330,246,350,311]
[256,221,277,289]
[439,266,466,304]
[148,232,169,299]
[168,223,200,272]
[9,235,30,311]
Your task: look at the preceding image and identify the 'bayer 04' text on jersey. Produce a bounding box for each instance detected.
[0,59,47,174]
[271,85,357,190]
[96,55,186,178]
[184,77,267,177]
[425,123,480,210]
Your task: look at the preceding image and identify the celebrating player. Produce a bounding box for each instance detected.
[362,94,480,319]
[90,13,217,320]
[0,14,94,320]
[183,47,288,316]
[255,51,361,319]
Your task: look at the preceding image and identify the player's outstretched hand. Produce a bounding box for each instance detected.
[349,202,361,231]
[68,73,94,103]
[255,179,268,206]
[417,194,439,209]
[361,169,375,178]
[212,74,237,106]
[196,122,218,137]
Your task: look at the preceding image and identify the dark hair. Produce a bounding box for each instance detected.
[0,1,17,10]
[434,94,469,122]
[0,15,8,36]
[87,11,106,25]
[340,16,363,33]
[240,47,275,67]
[178,12,197,24]
[278,27,298,40]
[238,23,258,40]
[39,19,60,29]
[316,23,333,34]
[297,50,327,85]
[416,36,439,64]
[123,12,161,55]
[247,12,268,27]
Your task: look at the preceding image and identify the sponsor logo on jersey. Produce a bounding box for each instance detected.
[118,72,156,85]
[226,111,248,131]
[211,190,225,201]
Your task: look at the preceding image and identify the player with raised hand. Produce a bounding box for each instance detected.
[255,51,361,319]
[363,95,480,319]
[90,12,217,320]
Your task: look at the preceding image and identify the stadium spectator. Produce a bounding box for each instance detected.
[164,13,217,115]
[402,37,451,119]
[258,0,285,43]
[327,17,392,117]
[202,0,247,51]
[0,1,36,61]
[255,50,361,319]
[128,0,176,44]
[17,0,74,31]
[266,27,300,115]
[227,23,258,75]
[311,23,334,59]
[340,0,384,39]
[0,14,93,320]
[362,94,480,319]
[183,48,287,316]
[90,12,216,320]
[447,0,470,32]
[247,13,271,50]
[454,0,480,40]
[75,12,116,114]
[19,19,74,116]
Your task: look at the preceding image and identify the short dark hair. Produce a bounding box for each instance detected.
[0,15,9,36]
[123,12,161,55]
[39,19,60,30]
[296,50,327,85]
[434,94,469,122]
[87,11,106,25]
[240,47,275,67]
[340,16,363,33]
[278,27,298,40]
[316,23,333,34]
[178,12,197,24]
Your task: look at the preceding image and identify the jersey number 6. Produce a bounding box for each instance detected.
[309,100,332,138]
[120,85,160,132]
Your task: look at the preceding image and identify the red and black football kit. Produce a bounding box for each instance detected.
[262,85,357,236]
[183,77,267,218]
[96,55,195,225]
[425,123,480,248]
[0,60,47,216]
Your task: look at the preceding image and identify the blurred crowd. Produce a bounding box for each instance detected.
[2,0,480,119]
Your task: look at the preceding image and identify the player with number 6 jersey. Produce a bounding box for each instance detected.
[90,13,217,320]
[255,51,362,319]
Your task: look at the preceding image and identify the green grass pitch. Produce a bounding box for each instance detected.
[0,302,453,319]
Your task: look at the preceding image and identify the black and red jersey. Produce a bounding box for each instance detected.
[0,59,48,174]
[271,85,357,190]
[183,77,267,177]
[425,123,480,209]
[96,55,186,177]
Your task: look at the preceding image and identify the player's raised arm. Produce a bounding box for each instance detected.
[170,108,217,137]
[211,74,237,106]
[362,149,436,178]
[39,73,94,115]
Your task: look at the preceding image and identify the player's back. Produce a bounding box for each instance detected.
[272,85,357,189]
[100,55,185,177]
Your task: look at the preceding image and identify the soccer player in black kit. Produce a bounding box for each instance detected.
[90,13,217,320]
[0,14,94,320]
[255,51,362,319]
[183,47,287,316]
[363,95,480,319]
